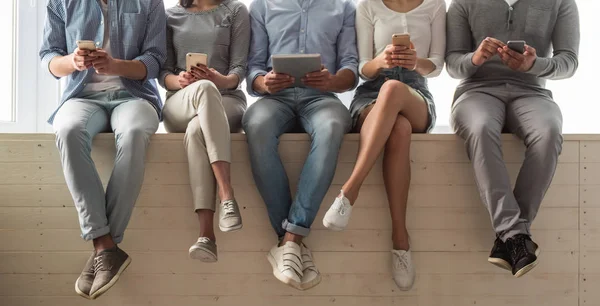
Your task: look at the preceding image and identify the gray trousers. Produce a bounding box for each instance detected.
[52,90,159,244]
[451,83,563,242]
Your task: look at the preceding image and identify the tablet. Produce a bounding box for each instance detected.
[271,54,322,88]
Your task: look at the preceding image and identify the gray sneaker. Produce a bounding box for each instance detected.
[75,251,96,299]
[89,246,132,300]
[188,237,218,262]
[219,199,243,232]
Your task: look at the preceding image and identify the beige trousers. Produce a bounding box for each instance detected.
[163,80,245,211]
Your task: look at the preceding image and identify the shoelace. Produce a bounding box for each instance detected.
[393,252,409,271]
[197,237,212,244]
[222,201,236,217]
[510,235,530,260]
[93,252,114,275]
[335,190,348,215]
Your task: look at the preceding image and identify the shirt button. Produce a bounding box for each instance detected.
[101,20,104,25]
[300,29,305,33]
[302,9,306,12]
[96,42,101,46]
[300,49,305,53]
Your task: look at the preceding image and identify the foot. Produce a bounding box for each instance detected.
[75,251,96,299]
[89,246,132,300]
[322,190,353,231]
[506,234,540,278]
[488,237,512,271]
[219,199,243,232]
[391,249,416,291]
[189,237,218,262]
[300,243,321,290]
[267,241,303,289]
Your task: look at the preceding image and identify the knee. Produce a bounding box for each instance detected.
[313,118,348,146]
[528,120,563,150]
[378,80,411,109]
[54,124,89,147]
[189,80,220,103]
[242,108,278,149]
[389,116,412,140]
[116,126,152,150]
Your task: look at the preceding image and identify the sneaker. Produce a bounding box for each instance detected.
[391,249,416,291]
[267,241,303,289]
[219,199,243,232]
[322,190,353,231]
[488,237,512,271]
[89,246,132,300]
[506,234,540,278]
[300,243,321,290]
[189,237,218,262]
[75,251,96,299]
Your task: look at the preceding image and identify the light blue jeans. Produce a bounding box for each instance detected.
[52,90,159,244]
[242,88,351,238]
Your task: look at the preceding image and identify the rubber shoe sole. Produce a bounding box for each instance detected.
[514,247,541,278]
[487,257,512,271]
[300,272,322,290]
[89,256,132,300]
[189,246,218,263]
[74,278,91,300]
[219,223,243,233]
[267,252,302,290]
[322,218,345,231]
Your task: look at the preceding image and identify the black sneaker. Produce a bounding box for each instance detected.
[506,234,540,278]
[488,237,512,271]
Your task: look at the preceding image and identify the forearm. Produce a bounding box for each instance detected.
[252,75,267,95]
[446,52,478,79]
[49,55,76,78]
[115,59,147,81]
[330,69,356,93]
[164,74,181,91]
[415,58,436,77]
[361,59,382,80]
[222,74,240,90]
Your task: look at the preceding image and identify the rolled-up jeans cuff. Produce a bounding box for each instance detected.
[81,226,111,242]
[282,219,310,237]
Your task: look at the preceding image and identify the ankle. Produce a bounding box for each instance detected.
[93,235,116,252]
[281,232,303,246]
[340,186,359,205]
[392,231,410,251]
[218,186,235,202]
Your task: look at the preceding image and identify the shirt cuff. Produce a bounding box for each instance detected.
[338,65,359,90]
[526,57,550,77]
[158,70,173,89]
[41,52,65,80]
[135,54,160,83]
[247,69,268,97]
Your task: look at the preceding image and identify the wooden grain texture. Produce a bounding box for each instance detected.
[0,134,590,306]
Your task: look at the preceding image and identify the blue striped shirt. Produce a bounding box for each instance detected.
[246,0,359,96]
[39,0,167,123]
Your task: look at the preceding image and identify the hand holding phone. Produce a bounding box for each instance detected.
[392,34,411,48]
[76,40,97,51]
[186,53,208,72]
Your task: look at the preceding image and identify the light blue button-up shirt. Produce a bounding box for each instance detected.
[246,0,359,96]
[39,0,167,123]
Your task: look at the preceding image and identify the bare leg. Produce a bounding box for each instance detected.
[196,209,216,241]
[211,161,234,202]
[342,80,428,204]
[281,232,303,246]
[383,115,413,251]
[93,234,116,252]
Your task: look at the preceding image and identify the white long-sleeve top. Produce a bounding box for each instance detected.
[356,0,446,80]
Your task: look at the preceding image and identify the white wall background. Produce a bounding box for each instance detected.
[0,0,598,133]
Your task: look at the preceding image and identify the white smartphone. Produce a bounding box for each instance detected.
[392,33,411,48]
[76,40,97,51]
[507,40,526,54]
[186,53,208,71]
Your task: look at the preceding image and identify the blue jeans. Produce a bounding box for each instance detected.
[52,90,159,244]
[242,88,351,238]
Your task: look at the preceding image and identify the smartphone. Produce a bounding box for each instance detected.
[392,34,411,48]
[76,40,97,51]
[507,40,526,54]
[186,53,208,72]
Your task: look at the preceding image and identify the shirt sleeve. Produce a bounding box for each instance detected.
[39,1,68,80]
[423,0,446,78]
[356,2,375,81]
[228,3,251,88]
[246,0,269,97]
[134,0,167,83]
[444,0,479,79]
[336,0,359,90]
[159,16,176,89]
[527,0,579,79]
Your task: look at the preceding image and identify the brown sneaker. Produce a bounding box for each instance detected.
[89,246,132,300]
[75,251,96,299]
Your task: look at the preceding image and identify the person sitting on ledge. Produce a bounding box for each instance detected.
[39,0,166,300]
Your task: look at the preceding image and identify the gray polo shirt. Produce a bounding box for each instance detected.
[445,0,580,99]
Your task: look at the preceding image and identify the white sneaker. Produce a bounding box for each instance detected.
[300,243,321,290]
[322,190,353,231]
[188,237,218,263]
[267,241,303,289]
[391,249,416,291]
[219,199,243,232]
